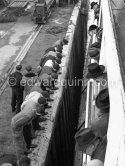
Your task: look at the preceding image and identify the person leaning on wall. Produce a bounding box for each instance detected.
[91,88,110,138]
[75,128,107,166]
[88,24,103,43]
[86,63,107,89]
[11,96,47,160]
[53,37,68,48]
[39,51,62,70]
[0,154,18,166]
[90,1,100,18]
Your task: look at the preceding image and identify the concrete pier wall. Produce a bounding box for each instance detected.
[42,3,88,166]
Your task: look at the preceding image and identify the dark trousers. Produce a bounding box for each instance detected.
[23,124,32,149]
[11,88,23,113]
[32,116,40,130]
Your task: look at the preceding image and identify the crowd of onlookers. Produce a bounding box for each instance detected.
[0,1,109,166]
[0,36,68,165]
[75,1,109,166]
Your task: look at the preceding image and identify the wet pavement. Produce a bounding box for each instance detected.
[0,2,36,77]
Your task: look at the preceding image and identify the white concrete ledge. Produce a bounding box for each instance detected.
[100,0,125,166]
[29,2,81,166]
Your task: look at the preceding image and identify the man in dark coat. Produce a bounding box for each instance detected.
[9,65,24,113]
[75,128,107,166]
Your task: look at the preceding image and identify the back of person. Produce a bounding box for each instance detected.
[91,113,109,138]
[39,51,56,68]
[9,71,23,89]
[40,65,53,75]
[91,136,107,162]
[30,84,42,94]
[19,156,31,166]
[21,92,41,112]
[0,154,17,166]
[23,66,37,98]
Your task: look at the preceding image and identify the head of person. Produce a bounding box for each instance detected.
[40,74,51,89]
[25,65,32,73]
[19,156,31,166]
[89,24,98,35]
[86,63,105,79]
[50,72,58,86]
[89,42,101,49]
[16,64,22,72]
[41,91,50,99]
[51,73,58,80]
[62,37,68,45]
[75,128,101,156]
[56,53,62,60]
[91,2,98,10]
[55,46,62,53]
[36,97,47,114]
[95,88,110,113]
[53,63,60,72]
[88,47,100,59]
[55,58,61,64]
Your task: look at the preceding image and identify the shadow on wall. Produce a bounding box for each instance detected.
[44,6,88,166]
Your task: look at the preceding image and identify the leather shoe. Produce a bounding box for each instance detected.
[38,117,47,122]
[49,90,54,94]
[29,144,37,148]
[47,98,54,102]
[31,135,37,139]
[24,149,32,155]
[36,126,45,130]
[44,105,52,109]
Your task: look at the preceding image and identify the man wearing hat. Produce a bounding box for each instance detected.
[91,88,110,138]
[86,63,105,79]
[89,42,101,49]
[91,1,100,21]
[88,25,102,42]
[86,63,107,89]
[75,128,107,165]
[22,88,49,148]
[53,37,68,48]
[39,59,60,76]
[11,96,47,160]
[39,51,62,70]
[88,47,100,61]
[91,2,98,10]
[45,45,63,54]
[39,72,59,91]
[9,64,24,113]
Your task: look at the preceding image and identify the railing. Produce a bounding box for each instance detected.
[83,0,125,165]
[82,0,100,165]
